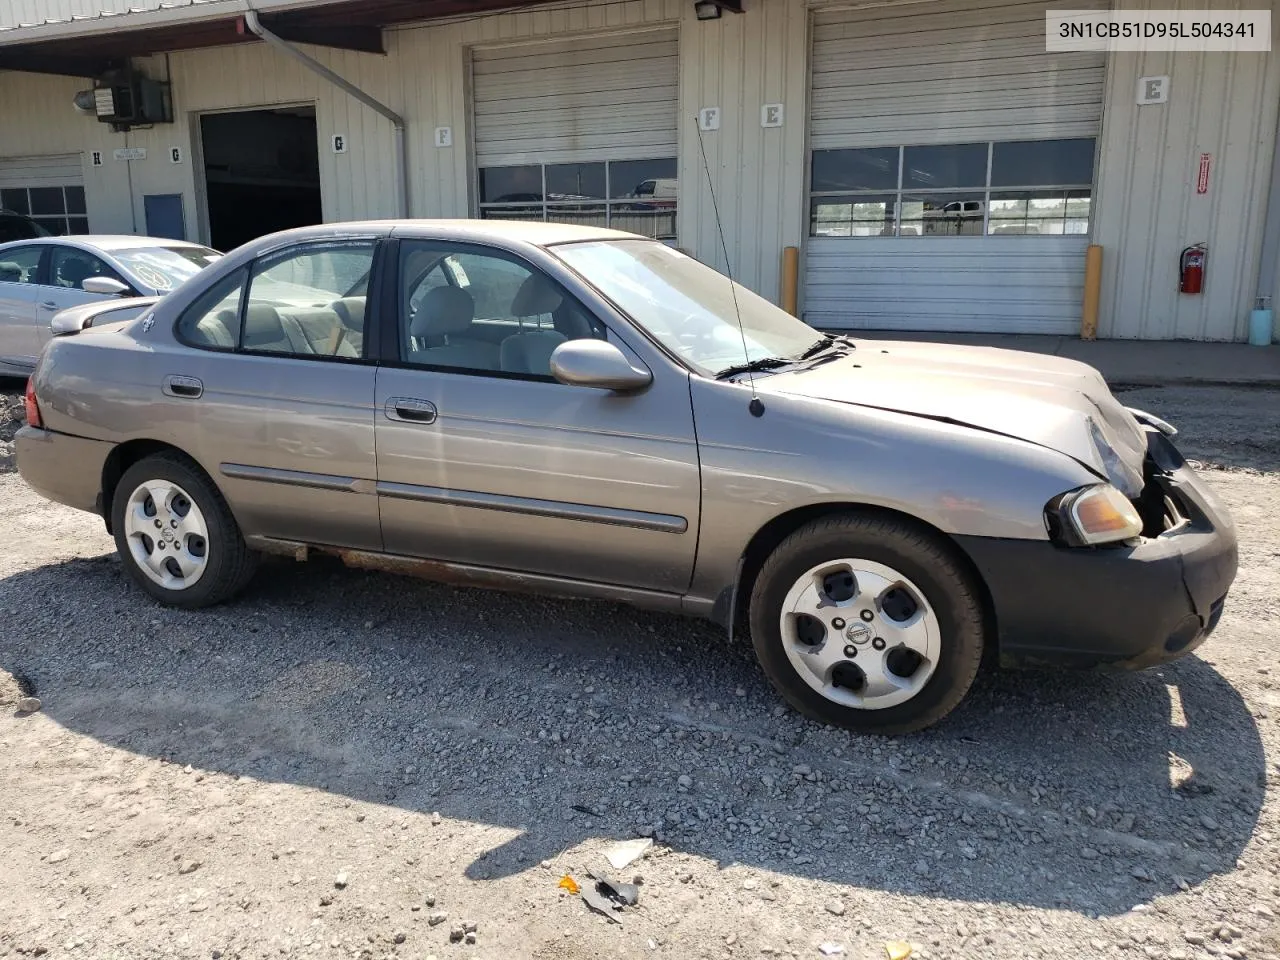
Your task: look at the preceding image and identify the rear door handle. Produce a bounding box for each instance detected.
[163,375,203,399]
[385,397,437,424]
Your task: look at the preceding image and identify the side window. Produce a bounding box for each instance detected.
[49,247,125,291]
[175,268,246,350]
[0,245,44,284]
[244,242,376,358]
[399,241,605,378]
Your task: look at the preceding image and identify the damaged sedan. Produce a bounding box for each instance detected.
[16,221,1237,733]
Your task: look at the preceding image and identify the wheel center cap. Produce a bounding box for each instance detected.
[845,623,873,645]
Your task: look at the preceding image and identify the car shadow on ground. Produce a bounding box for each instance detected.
[0,551,1265,918]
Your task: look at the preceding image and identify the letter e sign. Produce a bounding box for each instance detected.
[332,134,348,154]
[761,104,784,128]
[1136,76,1169,105]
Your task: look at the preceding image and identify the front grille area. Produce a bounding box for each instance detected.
[1134,454,1192,538]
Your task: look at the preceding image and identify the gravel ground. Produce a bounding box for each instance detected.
[1,377,1278,960]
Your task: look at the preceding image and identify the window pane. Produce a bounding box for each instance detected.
[36,218,68,236]
[609,158,677,199]
[2,189,29,214]
[29,187,67,216]
[176,267,246,350]
[903,144,987,189]
[246,243,375,357]
[900,193,985,236]
[65,186,87,215]
[68,217,90,235]
[610,206,677,240]
[480,205,543,223]
[0,246,43,284]
[810,195,896,237]
[811,148,899,191]
[545,203,609,230]
[988,190,1092,235]
[479,166,542,204]
[991,138,1095,187]
[546,163,605,201]
[50,248,118,290]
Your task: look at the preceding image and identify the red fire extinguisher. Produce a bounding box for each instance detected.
[1179,243,1207,294]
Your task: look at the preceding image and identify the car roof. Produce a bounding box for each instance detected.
[0,234,212,254]
[281,219,636,247]
[59,235,213,252]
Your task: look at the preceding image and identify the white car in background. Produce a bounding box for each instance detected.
[0,235,221,376]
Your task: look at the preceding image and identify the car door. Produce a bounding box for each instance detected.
[169,238,383,550]
[36,246,134,348]
[373,238,701,593]
[0,244,46,367]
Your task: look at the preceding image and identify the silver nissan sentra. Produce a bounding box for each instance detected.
[15,221,1238,733]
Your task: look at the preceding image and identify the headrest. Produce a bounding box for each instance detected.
[0,262,21,283]
[511,273,563,317]
[411,286,474,338]
[332,297,366,331]
[243,303,285,343]
[59,258,92,285]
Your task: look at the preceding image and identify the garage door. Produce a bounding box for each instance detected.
[0,154,88,236]
[471,29,678,240]
[804,0,1105,334]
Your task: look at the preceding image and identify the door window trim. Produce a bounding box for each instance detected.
[0,244,49,285]
[381,238,612,383]
[173,238,384,364]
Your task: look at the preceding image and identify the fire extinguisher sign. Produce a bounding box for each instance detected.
[1196,153,1212,194]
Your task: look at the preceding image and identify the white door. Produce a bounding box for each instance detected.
[0,244,45,370]
[32,246,130,346]
[0,155,88,237]
[803,0,1105,334]
[470,29,679,242]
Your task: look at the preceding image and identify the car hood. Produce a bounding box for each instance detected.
[759,339,1149,494]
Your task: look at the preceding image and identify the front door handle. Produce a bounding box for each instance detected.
[39,300,58,310]
[163,375,203,399]
[385,397,437,424]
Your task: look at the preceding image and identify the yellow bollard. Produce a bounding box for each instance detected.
[1081,244,1103,341]
[780,246,800,317]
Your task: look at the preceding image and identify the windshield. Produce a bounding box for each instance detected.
[553,239,822,376]
[113,246,222,292]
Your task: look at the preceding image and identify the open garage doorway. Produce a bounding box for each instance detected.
[199,106,322,252]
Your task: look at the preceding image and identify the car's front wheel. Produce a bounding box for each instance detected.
[111,453,257,608]
[749,512,985,734]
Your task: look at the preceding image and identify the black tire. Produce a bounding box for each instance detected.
[111,452,257,608]
[748,512,985,735]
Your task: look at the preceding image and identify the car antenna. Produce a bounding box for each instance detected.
[693,115,765,418]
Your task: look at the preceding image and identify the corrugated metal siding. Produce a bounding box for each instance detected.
[803,0,1104,333]
[0,154,83,186]
[675,0,809,302]
[472,30,678,165]
[1,0,806,302]
[1093,0,1280,341]
[805,236,1088,333]
[811,0,1106,149]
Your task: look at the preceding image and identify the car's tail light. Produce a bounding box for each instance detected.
[23,377,42,429]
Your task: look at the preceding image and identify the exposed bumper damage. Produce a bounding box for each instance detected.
[955,429,1238,669]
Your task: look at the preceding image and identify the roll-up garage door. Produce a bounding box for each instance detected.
[804,0,1105,334]
[0,154,88,236]
[471,29,679,240]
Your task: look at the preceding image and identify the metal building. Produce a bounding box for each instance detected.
[0,0,1276,341]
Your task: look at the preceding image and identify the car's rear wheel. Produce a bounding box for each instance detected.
[749,512,985,734]
[112,453,257,608]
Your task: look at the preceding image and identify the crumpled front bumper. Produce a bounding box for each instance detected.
[955,430,1238,669]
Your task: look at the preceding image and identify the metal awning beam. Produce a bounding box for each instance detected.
[238,15,386,55]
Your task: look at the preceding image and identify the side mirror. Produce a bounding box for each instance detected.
[82,276,130,296]
[550,339,652,392]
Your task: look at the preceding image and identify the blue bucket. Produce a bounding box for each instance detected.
[1249,308,1273,346]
